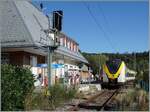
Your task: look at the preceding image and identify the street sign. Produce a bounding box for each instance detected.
[37,63,64,68]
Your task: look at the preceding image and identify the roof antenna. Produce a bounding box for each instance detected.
[40,3,43,10]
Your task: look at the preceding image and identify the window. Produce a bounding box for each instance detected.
[74,44,76,52]
[71,42,73,51]
[65,65,68,68]
[23,55,30,65]
[60,38,63,46]
[64,37,67,47]
[67,40,70,49]
[106,60,122,74]
[1,53,9,64]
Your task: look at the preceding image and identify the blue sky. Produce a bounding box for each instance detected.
[32,1,148,53]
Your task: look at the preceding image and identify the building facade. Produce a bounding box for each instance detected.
[1,1,89,86]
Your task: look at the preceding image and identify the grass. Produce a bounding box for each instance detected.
[25,92,51,110]
[115,88,149,111]
[24,84,77,110]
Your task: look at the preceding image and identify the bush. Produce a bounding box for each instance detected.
[1,64,34,111]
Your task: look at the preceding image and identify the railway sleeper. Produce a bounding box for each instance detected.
[78,103,103,111]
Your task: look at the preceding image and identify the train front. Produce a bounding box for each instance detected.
[102,59,126,88]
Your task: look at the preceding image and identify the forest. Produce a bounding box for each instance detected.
[82,51,149,82]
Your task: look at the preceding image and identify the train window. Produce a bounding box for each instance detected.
[106,59,122,74]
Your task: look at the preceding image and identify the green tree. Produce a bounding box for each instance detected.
[82,53,108,74]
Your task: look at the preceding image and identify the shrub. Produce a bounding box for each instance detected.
[25,84,77,110]
[25,92,51,110]
[48,84,77,109]
[65,86,77,99]
[1,64,34,111]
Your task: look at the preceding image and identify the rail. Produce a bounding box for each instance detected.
[67,81,134,111]
[67,89,119,111]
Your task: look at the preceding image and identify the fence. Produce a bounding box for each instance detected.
[138,80,149,92]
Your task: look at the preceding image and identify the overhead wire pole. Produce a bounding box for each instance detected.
[99,54,100,75]
[46,15,53,87]
[40,3,63,87]
[47,46,52,87]
[47,10,63,87]
[134,53,136,71]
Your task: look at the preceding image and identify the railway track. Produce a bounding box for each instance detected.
[67,89,119,111]
[67,81,134,111]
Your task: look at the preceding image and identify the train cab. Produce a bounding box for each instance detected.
[102,59,126,88]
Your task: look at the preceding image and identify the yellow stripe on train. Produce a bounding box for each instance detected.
[103,62,125,79]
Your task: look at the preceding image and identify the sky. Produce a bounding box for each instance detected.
[32,0,149,53]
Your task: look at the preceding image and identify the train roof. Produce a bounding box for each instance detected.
[106,59,122,63]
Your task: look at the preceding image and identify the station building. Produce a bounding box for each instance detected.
[1,1,89,86]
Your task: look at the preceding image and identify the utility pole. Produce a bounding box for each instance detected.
[46,11,63,87]
[47,46,52,87]
[134,52,136,71]
[40,3,63,87]
[46,15,54,87]
[46,30,58,87]
[99,54,100,75]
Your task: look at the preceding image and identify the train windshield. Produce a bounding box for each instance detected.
[106,59,122,74]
